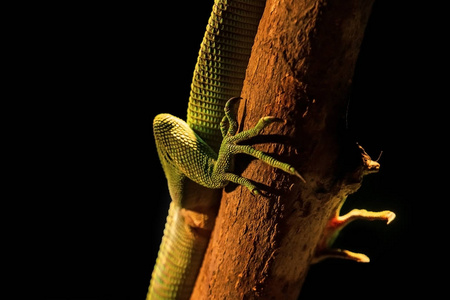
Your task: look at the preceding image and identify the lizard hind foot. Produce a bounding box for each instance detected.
[214,97,306,193]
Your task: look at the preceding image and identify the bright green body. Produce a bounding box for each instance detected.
[186,0,267,153]
[148,1,302,299]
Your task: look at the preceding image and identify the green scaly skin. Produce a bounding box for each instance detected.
[148,1,304,299]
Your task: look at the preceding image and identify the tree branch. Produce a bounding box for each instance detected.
[191,0,383,299]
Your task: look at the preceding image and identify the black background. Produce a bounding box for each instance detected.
[23,1,436,299]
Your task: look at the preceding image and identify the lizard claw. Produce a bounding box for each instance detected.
[294,170,306,184]
[251,188,261,196]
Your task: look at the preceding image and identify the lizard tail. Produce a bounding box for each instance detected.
[147,202,209,300]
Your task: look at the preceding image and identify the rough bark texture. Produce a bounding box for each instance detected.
[191,0,375,299]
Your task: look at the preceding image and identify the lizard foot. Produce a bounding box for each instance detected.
[214,97,305,194]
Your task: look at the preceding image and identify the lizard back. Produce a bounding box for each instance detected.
[187,0,266,153]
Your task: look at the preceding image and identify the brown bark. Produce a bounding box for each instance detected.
[191,0,376,299]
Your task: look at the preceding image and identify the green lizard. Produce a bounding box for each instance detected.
[147,0,398,298]
[147,0,304,299]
